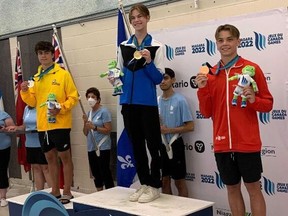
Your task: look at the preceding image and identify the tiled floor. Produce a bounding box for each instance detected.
[0,183,31,216]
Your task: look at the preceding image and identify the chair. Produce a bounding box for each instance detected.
[22,191,69,216]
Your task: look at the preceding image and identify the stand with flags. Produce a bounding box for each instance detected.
[15,43,31,173]
[116,3,137,187]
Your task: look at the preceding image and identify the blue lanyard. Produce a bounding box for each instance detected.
[133,34,150,50]
[215,55,239,75]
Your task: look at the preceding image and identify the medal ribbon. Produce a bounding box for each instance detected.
[33,64,55,81]
[215,55,239,75]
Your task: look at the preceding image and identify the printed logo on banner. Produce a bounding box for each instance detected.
[201,174,214,184]
[264,72,272,84]
[165,44,174,61]
[175,46,186,56]
[277,182,288,193]
[195,110,209,119]
[185,172,196,181]
[185,142,193,151]
[215,172,225,189]
[191,43,205,54]
[267,33,284,45]
[194,140,205,153]
[261,146,276,157]
[238,37,253,48]
[239,32,284,51]
[259,112,270,124]
[190,76,198,89]
[172,80,189,89]
[271,109,287,120]
[262,176,275,196]
[254,32,266,51]
[205,39,216,56]
[215,209,251,216]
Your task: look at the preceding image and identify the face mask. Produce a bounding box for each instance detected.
[87,97,97,107]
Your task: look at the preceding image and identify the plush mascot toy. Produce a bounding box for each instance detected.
[228,65,259,108]
[40,93,61,123]
[100,60,124,96]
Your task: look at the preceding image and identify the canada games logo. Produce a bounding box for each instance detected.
[165,44,174,61]
[238,31,284,51]
[205,39,216,56]
[259,112,270,124]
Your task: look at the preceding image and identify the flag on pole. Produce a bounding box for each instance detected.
[52,33,66,69]
[116,8,137,187]
[117,9,127,47]
[52,32,65,189]
[15,44,31,173]
[0,90,4,111]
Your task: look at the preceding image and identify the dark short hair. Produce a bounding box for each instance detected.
[34,41,54,54]
[164,68,175,78]
[85,87,101,100]
[215,24,240,40]
[129,3,150,23]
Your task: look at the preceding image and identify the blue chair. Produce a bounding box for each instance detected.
[22,191,69,216]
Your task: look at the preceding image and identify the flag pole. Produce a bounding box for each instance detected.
[52,24,86,116]
[17,41,25,79]
[52,24,99,151]
[118,0,132,36]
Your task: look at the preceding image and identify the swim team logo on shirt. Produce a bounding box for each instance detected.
[52,79,60,86]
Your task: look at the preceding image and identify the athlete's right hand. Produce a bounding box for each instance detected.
[21,81,29,92]
[195,73,208,88]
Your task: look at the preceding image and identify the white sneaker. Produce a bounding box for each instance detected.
[0,198,8,207]
[129,185,148,202]
[138,186,160,203]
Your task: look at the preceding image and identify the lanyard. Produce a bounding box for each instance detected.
[33,64,55,81]
[215,55,239,75]
[133,34,150,50]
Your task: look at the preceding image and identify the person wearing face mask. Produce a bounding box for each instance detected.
[82,87,114,191]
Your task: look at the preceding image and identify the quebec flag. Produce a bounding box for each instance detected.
[116,8,137,187]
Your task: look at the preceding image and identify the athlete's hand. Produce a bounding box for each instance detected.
[195,73,208,88]
[243,86,256,104]
[21,81,29,92]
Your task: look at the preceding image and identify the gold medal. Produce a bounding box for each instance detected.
[133,50,142,60]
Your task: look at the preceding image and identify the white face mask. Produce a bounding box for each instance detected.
[87,97,97,107]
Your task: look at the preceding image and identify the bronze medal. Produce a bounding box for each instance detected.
[199,65,209,75]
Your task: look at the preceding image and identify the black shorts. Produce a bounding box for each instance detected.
[38,129,71,153]
[26,147,48,164]
[215,152,263,185]
[161,137,186,180]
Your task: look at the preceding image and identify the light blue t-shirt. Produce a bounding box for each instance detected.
[86,107,112,152]
[23,106,41,148]
[158,92,193,143]
[0,111,12,150]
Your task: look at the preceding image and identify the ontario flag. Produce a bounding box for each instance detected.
[52,32,65,189]
[15,44,31,173]
[52,33,65,69]
[116,8,137,187]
